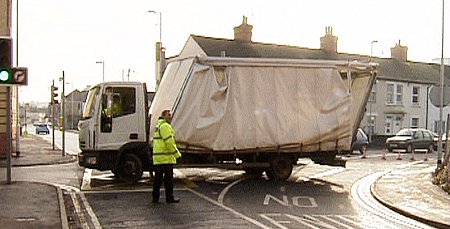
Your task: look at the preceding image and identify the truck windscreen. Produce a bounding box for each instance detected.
[82,87,99,119]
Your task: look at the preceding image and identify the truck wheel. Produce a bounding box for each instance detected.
[119,154,143,183]
[266,155,293,181]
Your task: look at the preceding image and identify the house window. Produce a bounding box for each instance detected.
[411,117,419,128]
[386,83,403,105]
[368,116,376,135]
[412,86,420,105]
[387,84,394,104]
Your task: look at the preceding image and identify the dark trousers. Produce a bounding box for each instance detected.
[152,164,175,202]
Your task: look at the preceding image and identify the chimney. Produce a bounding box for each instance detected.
[234,16,253,43]
[320,26,338,53]
[390,40,408,61]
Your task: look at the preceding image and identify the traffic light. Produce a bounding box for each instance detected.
[0,37,12,84]
[51,84,59,104]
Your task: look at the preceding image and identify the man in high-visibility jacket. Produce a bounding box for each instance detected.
[152,109,182,204]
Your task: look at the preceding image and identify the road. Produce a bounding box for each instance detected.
[14,130,437,228]
[80,153,435,228]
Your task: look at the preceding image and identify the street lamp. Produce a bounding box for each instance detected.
[148,10,162,42]
[368,40,378,143]
[96,61,105,82]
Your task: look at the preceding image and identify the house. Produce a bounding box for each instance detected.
[158,16,450,147]
[63,89,88,130]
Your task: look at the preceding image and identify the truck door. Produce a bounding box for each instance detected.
[96,86,140,150]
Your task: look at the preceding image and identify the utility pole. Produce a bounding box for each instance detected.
[60,71,65,156]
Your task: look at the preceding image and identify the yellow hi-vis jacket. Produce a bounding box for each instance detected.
[152,119,181,165]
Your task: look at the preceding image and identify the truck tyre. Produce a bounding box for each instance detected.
[266,155,293,181]
[119,154,143,183]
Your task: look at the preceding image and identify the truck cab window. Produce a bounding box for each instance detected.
[103,87,136,118]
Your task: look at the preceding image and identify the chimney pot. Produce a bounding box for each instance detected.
[234,16,253,43]
[320,26,338,53]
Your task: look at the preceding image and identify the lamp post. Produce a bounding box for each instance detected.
[148,10,162,42]
[368,40,378,143]
[437,0,445,168]
[96,61,105,82]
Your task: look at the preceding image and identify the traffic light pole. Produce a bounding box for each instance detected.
[6,86,12,184]
[52,80,55,150]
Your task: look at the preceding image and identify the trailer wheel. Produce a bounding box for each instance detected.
[266,155,293,181]
[119,154,143,183]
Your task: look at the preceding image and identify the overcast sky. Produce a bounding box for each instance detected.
[11,0,449,103]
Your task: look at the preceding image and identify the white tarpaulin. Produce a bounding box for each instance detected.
[150,57,375,153]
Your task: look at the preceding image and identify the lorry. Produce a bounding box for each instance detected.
[78,56,377,182]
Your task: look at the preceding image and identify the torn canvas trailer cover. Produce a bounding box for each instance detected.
[150,56,377,179]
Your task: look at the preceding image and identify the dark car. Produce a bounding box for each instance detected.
[385,128,434,153]
[352,128,369,154]
[338,128,368,155]
[35,124,50,135]
[432,132,450,151]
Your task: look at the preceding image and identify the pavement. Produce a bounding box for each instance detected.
[0,135,449,229]
[0,134,75,229]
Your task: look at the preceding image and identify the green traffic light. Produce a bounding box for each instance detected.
[0,69,11,83]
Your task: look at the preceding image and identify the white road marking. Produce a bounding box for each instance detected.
[70,191,90,229]
[217,177,246,205]
[81,168,92,190]
[79,192,102,229]
[296,166,345,182]
[188,188,271,229]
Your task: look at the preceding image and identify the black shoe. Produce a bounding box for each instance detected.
[166,198,180,203]
[152,199,159,204]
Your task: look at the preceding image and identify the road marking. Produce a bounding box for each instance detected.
[259,213,365,229]
[188,188,271,229]
[81,168,92,190]
[79,192,102,229]
[174,168,198,188]
[351,171,434,229]
[259,213,290,229]
[286,214,337,229]
[70,191,90,228]
[218,177,246,205]
[296,167,345,183]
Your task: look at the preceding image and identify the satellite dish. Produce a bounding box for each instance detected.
[429,85,450,107]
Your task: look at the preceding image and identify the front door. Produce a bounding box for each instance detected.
[96,86,139,150]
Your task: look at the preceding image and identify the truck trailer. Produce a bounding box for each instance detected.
[78,56,377,182]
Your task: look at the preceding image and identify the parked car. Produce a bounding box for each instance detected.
[338,128,368,155]
[432,132,449,151]
[35,124,50,135]
[352,128,369,154]
[385,128,434,153]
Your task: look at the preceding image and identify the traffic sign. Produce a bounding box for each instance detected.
[12,67,28,85]
[429,85,450,107]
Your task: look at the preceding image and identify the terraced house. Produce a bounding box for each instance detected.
[163,17,450,146]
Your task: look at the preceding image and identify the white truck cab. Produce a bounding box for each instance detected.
[78,82,151,181]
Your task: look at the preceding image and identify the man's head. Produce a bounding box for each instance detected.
[161,110,173,123]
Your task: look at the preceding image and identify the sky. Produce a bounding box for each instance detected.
[9,0,450,103]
